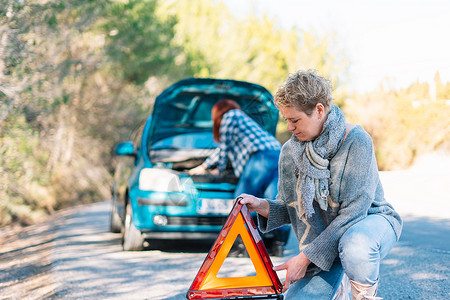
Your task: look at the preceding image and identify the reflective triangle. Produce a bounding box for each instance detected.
[187,200,283,299]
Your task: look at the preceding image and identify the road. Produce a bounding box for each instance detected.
[47,200,449,300]
[47,200,289,299]
[1,156,449,299]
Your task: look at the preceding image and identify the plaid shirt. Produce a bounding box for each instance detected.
[203,109,281,177]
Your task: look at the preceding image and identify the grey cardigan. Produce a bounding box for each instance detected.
[258,125,402,273]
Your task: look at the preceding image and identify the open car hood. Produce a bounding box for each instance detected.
[148,78,279,147]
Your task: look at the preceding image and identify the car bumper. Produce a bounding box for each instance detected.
[129,185,234,226]
[142,231,219,240]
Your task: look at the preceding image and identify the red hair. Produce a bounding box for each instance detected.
[212,99,241,142]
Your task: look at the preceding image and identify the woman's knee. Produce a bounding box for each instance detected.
[339,229,379,284]
[340,231,370,260]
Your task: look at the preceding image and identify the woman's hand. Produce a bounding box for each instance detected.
[237,193,269,218]
[273,252,311,292]
[188,164,207,175]
[209,168,219,175]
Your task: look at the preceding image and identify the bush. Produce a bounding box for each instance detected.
[344,87,449,170]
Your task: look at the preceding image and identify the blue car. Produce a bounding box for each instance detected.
[110,78,290,255]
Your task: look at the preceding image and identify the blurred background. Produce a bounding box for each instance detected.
[1,0,449,226]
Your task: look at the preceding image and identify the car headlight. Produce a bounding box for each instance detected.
[138,168,182,192]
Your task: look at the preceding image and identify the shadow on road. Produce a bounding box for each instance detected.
[378,214,449,299]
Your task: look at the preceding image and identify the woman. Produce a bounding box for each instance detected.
[189,99,290,254]
[189,99,282,200]
[239,70,402,299]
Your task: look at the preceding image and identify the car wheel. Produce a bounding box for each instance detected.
[269,240,284,257]
[122,203,144,251]
[109,200,122,233]
[264,238,284,257]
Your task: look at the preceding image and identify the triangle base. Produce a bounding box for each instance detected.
[188,286,284,300]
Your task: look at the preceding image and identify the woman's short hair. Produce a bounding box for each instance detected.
[274,69,333,115]
[212,99,241,142]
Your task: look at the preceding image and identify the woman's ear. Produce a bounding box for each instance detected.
[316,103,325,120]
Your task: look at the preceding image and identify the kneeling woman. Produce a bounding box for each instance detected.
[240,70,402,300]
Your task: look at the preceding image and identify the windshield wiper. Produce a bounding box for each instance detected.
[151,146,181,150]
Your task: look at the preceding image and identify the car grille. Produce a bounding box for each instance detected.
[167,216,227,226]
[191,173,238,184]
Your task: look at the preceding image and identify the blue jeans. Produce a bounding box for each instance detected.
[234,150,280,199]
[234,150,290,244]
[285,214,397,299]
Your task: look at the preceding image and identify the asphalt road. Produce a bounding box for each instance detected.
[46,164,449,299]
[49,200,287,299]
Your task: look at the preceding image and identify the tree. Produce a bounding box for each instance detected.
[0,0,353,225]
[157,0,350,94]
[100,0,181,85]
[0,0,184,225]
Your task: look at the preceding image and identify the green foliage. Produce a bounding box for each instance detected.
[100,0,181,84]
[158,0,349,94]
[0,112,51,225]
[0,0,153,225]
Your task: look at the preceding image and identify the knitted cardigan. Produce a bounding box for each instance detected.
[257,125,402,273]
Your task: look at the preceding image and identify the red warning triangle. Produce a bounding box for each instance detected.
[186,200,283,299]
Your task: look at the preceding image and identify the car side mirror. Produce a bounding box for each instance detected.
[115,141,136,156]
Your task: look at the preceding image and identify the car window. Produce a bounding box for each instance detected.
[163,94,194,124]
[162,94,217,126]
[190,98,215,122]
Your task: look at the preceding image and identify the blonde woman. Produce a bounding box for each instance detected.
[240,70,402,299]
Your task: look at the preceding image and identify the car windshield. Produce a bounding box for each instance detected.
[156,93,220,128]
[150,93,275,144]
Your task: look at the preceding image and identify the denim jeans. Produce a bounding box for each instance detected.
[285,214,397,299]
[234,150,280,199]
[234,150,290,244]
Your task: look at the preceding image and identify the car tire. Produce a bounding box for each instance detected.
[264,238,284,257]
[269,240,284,257]
[122,203,144,251]
[109,200,122,233]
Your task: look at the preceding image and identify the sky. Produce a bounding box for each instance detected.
[222,0,450,93]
